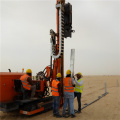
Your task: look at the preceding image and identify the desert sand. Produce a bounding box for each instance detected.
[0,75,120,120]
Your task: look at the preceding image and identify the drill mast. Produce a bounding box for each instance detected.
[50,0,74,106]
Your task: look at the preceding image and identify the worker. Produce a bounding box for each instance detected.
[62,70,75,118]
[52,73,62,118]
[74,72,84,113]
[20,69,36,99]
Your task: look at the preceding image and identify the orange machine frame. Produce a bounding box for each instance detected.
[0,72,24,102]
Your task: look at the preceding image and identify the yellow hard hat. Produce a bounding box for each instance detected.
[56,73,62,78]
[66,69,71,75]
[26,69,32,73]
[77,72,82,76]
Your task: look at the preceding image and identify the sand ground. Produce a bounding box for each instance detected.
[0,75,120,120]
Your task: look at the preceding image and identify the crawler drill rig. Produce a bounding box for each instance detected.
[0,0,74,115]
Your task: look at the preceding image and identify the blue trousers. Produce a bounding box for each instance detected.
[63,98,74,115]
[53,96,60,115]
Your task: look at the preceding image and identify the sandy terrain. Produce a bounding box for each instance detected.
[0,75,120,120]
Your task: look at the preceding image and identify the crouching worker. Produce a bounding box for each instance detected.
[52,73,62,118]
[20,69,36,99]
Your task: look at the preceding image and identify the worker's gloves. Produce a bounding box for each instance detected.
[74,75,77,80]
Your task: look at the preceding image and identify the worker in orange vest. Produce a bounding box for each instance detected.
[52,73,62,118]
[62,70,75,118]
[20,69,36,99]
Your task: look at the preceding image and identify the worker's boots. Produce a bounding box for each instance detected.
[71,114,76,118]
[77,110,81,114]
[62,114,69,118]
[56,114,62,118]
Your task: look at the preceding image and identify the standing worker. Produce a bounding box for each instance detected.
[62,70,75,118]
[20,69,36,99]
[52,73,62,118]
[74,72,84,113]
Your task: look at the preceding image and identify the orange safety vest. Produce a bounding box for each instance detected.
[52,79,60,96]
[64,77,74,92]
[20,74,31,90]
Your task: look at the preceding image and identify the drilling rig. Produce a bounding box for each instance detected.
[0,0,74,115]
